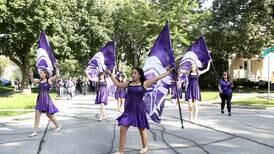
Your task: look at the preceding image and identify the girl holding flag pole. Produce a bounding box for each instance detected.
[106,66,174,154]
[179,36,212,122]
[184,59,212,121]
[28,64,62,137]
[29,31,61,137]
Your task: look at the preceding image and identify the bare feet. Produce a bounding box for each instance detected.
[139,147,148,153]
[54,126,62,133]
[102,115,107,120]
[29,132,37,137]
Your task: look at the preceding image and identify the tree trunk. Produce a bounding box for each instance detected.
[20,62,31,94]
[9,52,31,94]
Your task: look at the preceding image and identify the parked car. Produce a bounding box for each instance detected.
[0,77,11,86]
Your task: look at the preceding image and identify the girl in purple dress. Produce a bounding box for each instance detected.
[218,72,233,116]
[115,74,126,110]
[185,60,211,121]
[106,67,173,154]
[28,67,61,137]
[171,78,183,104]
[95,72,108,121]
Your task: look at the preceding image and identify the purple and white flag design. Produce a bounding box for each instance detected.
[143,22,176,123]
[179,36,211,80]
[86,42,116,81]
[36,32,56,76]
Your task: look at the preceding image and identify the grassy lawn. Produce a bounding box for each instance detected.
[201,91,219,101]
[166,91,220,102]
[233,97,274,107]
[0,111,31,117]
[0,90,57,117]
[0,93,37,109]
[0,86,13,94]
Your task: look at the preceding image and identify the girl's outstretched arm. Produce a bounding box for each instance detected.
[105,69,129,88]
[143,67,174,89]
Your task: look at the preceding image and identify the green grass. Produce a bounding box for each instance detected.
[234,88,268,93]
[0,92,57,109]
[201,91,219,101]
[0,111,31,117]
[0,89,57,117]
[0,93,37,109]
[233,97,274,107]
[0,86,13,94]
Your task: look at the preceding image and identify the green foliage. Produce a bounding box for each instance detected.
[0,0,73,88]
[112,0,210,67]
[59,59,84,78]
[0,0,114,86]
[202,0,274,86]
[1,0,271,87]
[207,0,273,58]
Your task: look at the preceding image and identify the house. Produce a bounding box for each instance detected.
[228,53,274,82]
[0,56,21,86]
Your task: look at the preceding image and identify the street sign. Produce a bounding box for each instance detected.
[262,46,274,57]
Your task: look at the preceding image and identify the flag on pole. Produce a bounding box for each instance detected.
[36,32,56,76]
[179,36,211,80]
[143,22,176,123]
[86,42,116,81]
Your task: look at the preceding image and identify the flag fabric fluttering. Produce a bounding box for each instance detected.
[86,42,116,81]
[179,36,211,80]
[36,32,56,76]
[143,22,176,123]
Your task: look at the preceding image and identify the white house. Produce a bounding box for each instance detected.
[228,53,274,82]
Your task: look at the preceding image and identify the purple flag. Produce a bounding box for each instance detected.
[179,36,211,80]
[86,42,116,81]
[149,23,176,68]
[143,22,175,123]
[36,32,56,76]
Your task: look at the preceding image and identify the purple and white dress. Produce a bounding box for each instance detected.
[36,81,59,114]
[185,74,201,101]
[95,80,108,105]
[117,84,149,129]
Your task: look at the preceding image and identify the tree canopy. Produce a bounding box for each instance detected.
[0,0,273,88]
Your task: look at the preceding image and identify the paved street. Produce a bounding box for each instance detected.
[1,93,274,154]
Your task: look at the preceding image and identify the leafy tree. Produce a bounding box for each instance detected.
[207,0,273,59]
[112,0,210,67]
[203,0,273,86]
[0,0,114,88]
[0,0,74,88]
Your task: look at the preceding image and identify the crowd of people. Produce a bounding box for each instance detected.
[53,76,94,99]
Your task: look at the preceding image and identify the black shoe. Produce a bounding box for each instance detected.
[221,110,224,114]
[228,113,231,116]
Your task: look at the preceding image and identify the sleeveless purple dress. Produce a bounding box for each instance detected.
[115,87,126,99]
[171,82,183,99]
[117,85,149,129]
[36,82,59,114]
[95,80,108,105]
[185,74,201,101]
